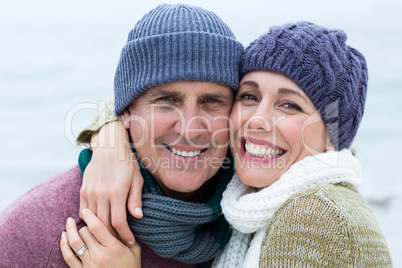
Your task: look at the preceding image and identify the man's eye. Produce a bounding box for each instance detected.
[155,96,177,104]
[203,98,218,104]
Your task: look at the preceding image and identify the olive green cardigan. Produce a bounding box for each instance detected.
[259,183,392,267]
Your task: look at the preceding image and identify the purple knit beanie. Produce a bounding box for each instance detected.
[240,21,368,150]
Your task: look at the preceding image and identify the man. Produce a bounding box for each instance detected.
[0,3,243,267]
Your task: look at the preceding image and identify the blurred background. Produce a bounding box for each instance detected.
[0,0,401,265]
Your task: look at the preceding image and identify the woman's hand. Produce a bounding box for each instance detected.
[60,209,141,268]
[79,120,144,245]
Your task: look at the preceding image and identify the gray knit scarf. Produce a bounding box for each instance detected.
[78,148,233,265]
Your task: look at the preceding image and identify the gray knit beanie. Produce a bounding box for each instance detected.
[114,3,244,115]
[240,21,368,150]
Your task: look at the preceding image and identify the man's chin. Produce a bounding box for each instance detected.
[154,170,211,198]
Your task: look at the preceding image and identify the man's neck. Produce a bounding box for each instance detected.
[159,180,211,203]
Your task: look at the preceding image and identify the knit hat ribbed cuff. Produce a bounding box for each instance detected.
[114,32,243,115]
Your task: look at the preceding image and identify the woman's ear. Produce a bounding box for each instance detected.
[121,109,131,129]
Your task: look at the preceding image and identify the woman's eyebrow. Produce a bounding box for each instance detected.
[278,87,309,102]
[239,81,259,89]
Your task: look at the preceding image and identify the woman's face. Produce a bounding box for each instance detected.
[230,71,334,189]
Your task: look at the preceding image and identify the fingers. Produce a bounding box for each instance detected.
[129,240,141,256]
[110,197,135,245]
[64,218,90,264]
[81,209,121,247]
[80,166,98,221]
[81,164,119,239]
[68,209,142,268]
[96,197,119,239]
[129,241,142,268]
[60,231,82,268]
[127,164,144,219]
[78,190,88,222]
[78,226,101,253]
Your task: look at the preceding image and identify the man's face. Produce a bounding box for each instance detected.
[122,81,233,200]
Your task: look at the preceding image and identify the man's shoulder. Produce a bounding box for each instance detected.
[1,165,83,219]
[0,165,83,268]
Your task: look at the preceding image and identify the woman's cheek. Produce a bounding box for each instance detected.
[277,118,303,147]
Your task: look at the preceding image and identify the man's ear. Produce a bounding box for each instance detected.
[121,109,131,129]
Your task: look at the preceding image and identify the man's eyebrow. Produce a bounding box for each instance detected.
[201,93,232,99]
[277,87,309,102]
[145,89,183,98]
[239,81,259,89]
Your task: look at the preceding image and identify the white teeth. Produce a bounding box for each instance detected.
[244,141,284,159]
[169,147,202,158]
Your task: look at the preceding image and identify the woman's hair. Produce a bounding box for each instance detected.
[240,21,368,150]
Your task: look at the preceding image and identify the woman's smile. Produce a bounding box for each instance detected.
[241,137,286,162]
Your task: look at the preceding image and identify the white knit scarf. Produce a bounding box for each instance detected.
[212,149,363,268]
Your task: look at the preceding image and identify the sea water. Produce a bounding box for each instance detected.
[1,0,401,265]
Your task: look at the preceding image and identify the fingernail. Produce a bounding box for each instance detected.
[135,207,143,217]
[66,217,73,224]
[61,231,66,239]
[82,208,87,215]
[127,241,134,246]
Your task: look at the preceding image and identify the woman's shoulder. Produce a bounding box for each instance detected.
[285,182,369,215]
[270,183,382,241]
[260,183,392,267]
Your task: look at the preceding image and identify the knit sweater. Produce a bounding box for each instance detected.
[213,150,392,267]
[76,97,119,145]
[259,183,393,267]
[0,165,197,267]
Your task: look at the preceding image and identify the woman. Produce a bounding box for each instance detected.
[212,21,392,267]
[62,22,392,267]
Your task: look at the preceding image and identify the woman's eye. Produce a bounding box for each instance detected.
[282,103,302,111]
[239,93,258,102]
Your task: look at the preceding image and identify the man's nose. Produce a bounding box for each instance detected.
[173,104,209,140]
